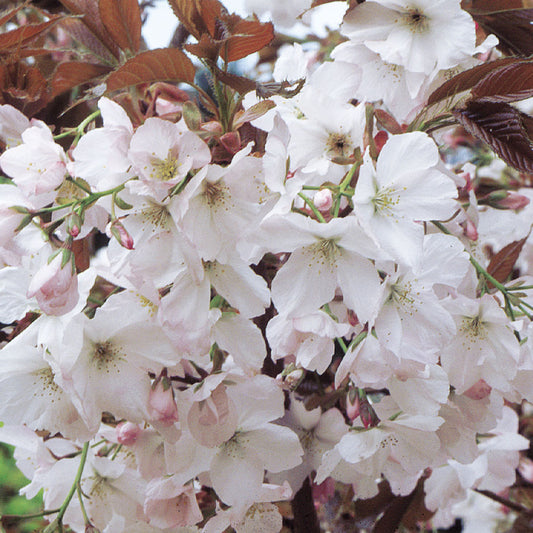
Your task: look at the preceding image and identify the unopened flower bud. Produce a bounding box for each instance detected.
[484,190,530,210]
[277,364,305,390]
[497,191,530,210]
[67,212,83,238]
[116,421,141,445]
[346,388,360,422]
[108,219,134,250]
[314,189,333,212]
[359,400,379,428]
[149,377,179,426]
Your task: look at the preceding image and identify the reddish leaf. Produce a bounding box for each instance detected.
[106,48,196,92]
[184,33,220,62]
[468,0,524,10]
[222,18,274,62]
[426,57,519,106]
[199,0,224,38]
[0,3,25,27]
[99,0,142,53]
[208,63,256,94]
[59,0,120,60]
[311,0,341,6]
[61,18,118,65]
[0,62,49,115]
[487,237,528,286]
[473,9,533,56]
[232,99,275,129]
[0,16,65,51]
[166,0,206,39]
[375,108,403,134]
[472,60,533,102]
[51,61,111,97]
[453,100,533,173]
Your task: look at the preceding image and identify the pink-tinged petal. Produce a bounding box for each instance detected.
[337,429,387,464]
[245,424,303,473]
[98,97,133,132]
[271,246,337,316]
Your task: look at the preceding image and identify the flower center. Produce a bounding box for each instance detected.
[91,341,124,370]
[326,132,353,162]
[372,186,400,216]
[404,8,429,33]
[461,315,487,340]
[152,151,179,181]
[203,181,228,208]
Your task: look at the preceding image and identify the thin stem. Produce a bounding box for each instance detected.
[43,442,89,533]
[73,109,102,146]
[66,176,91,194]
[76,485,90,526]
[1,509,60,521]
[297,192,326,223]
[333,160,361,217]
[337,337,348,353]
[475,489,528,514]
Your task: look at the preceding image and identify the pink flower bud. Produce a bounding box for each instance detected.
[497,192,530,210]
[346,389,360,422]
[374,130,388,154]
[116,422,141,445]
[464,379,491,400]
[314,189,333,212]
[27,252,78,316]
[359,401,379,428]
[149,379,179,426]
[108,219,134,250]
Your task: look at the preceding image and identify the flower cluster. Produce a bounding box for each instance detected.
[0,0,532,531]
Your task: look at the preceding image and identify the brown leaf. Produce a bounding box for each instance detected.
[0,16,65,51]
[467,0,524,10]
[353,481,394,522]
[472,60,533,102]
[0,62,49,115]
[61,17,118,65]
[184,32,220,62]
[99,0,142,53]
[208,63,256,94]
[426,57,519,106]
[106,48,196,92]
[453,100,533,173]
[0,3,25,27]
[487,237,528,286]
[59,0,120,60]
[166,0,206,39]
[473,9,533,56]
[221,18,275,62]
[311,0,341,6]
[510,511,533,533]
[51,61,111,97]
[375,108,403,134]
[373,491,417,533]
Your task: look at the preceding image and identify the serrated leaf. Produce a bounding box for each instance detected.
[375,108,403,134]
[473,9,533,56]
[232,99,275,129]
[61,17,118,65]
[0,16,66,50]
[59,0,120,60]
[426,57,519,106]
[166,0,206,39]
[472,61,533,103]
[453,100,533,173]
[207,62,256,94]
[220,18,275,62]
[15,214,33,233]
[106,48,196,92]
[99,0,142,53]
[51,61,111,98]
[487,237,528,287]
